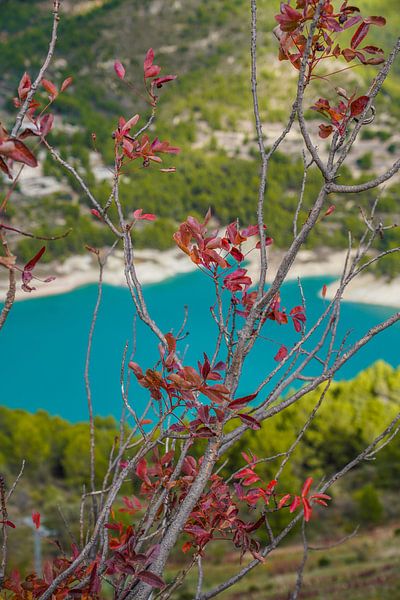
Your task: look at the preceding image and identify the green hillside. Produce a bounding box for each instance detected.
[0,0,399,275]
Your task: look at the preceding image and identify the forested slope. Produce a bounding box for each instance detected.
[1,0,399,275]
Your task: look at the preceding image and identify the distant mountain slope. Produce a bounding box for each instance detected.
[2,0,399,133]
[0,1,399,274]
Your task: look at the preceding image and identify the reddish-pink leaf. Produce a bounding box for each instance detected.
[32,512,41,529]
[274,345,288,362]
[60,76,73,92]
[153,75,177,88]
[324,204,336,216]
[242,473,262,486]
[312,493,332,501]
[342,47,357,62]
[0,519,16,528]
[238,413,261,430]
[318,124,333,139]
[278,494,291,509]
[89,562,101,594]
[128,361,143,378]
[0,139,38,167]
[136,457,148,482]
[289,495,301,513]
[364,16,386,26]
[351,22,370,49]
[302,477,313,497]
[40,114,54,137]
[114,61,126,80]
[322,284,327,298]
[133,208,156,221]
[362,45,384,55]
[302,497,312,521]
[350,95,369,117]
[229,393,257,409]
[90,209,103,221]
[24,247,45,272]
[182,541,192,553]
[144,49,161,79]
[230,247,244,262]
[136,571,165,589]
[42,78,58,99]
[144,48,155,71]
[18,72,31,100]
[362,56,385,65]
[122,114,140,132]
[275,4,302,32]
[0,156,12,179]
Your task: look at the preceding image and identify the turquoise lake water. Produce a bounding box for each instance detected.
[0,272,398,422]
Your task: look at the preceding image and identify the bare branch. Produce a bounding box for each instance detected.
[11,1,61,138]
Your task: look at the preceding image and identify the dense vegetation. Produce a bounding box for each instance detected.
[2,361,399,574]
[1,0,399,278]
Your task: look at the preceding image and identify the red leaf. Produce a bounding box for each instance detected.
[322,284,327,298]
[324,204,336,216]
[0,519,16,528]
[144,48,155,72]
[238,413,261,430]
[146,65,161,78]
[350,95,369,117]
[89,562,101,594]
[24,247,45,272]
[363,16,386,26]
[311,493,332,502]
[135,458,149,482]
[133,208,156,221]
[32,511,41,529]
[351,22,369,49]
[289,495,301,513]
[0,156,12,179]
[302,477,313,497]
[318,124,333,139]
[128,361,143,378]
[274,345,288,362]
[362,45,384,55]
[136,571,165,589]
[42,79,58,99]
[153,75,177,88]
[40,114,54,137]
[362,56,385,65]
[0,139,38,167]
[229,393,257,409]
[144,49,161,79]
[230,247,244,262]
[122,114,140,132]
[18,72,31,100]
[114,61,126,80]
[342,47,357,62]
[302,497,312,521]
[278,494,291,509]
[275,4,302,32]
[91,209,103,221]
[60,77,73,92]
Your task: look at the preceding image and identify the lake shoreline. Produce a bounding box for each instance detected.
[1,245,399,308]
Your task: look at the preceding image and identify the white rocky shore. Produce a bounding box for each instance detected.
[0,246,399,308]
